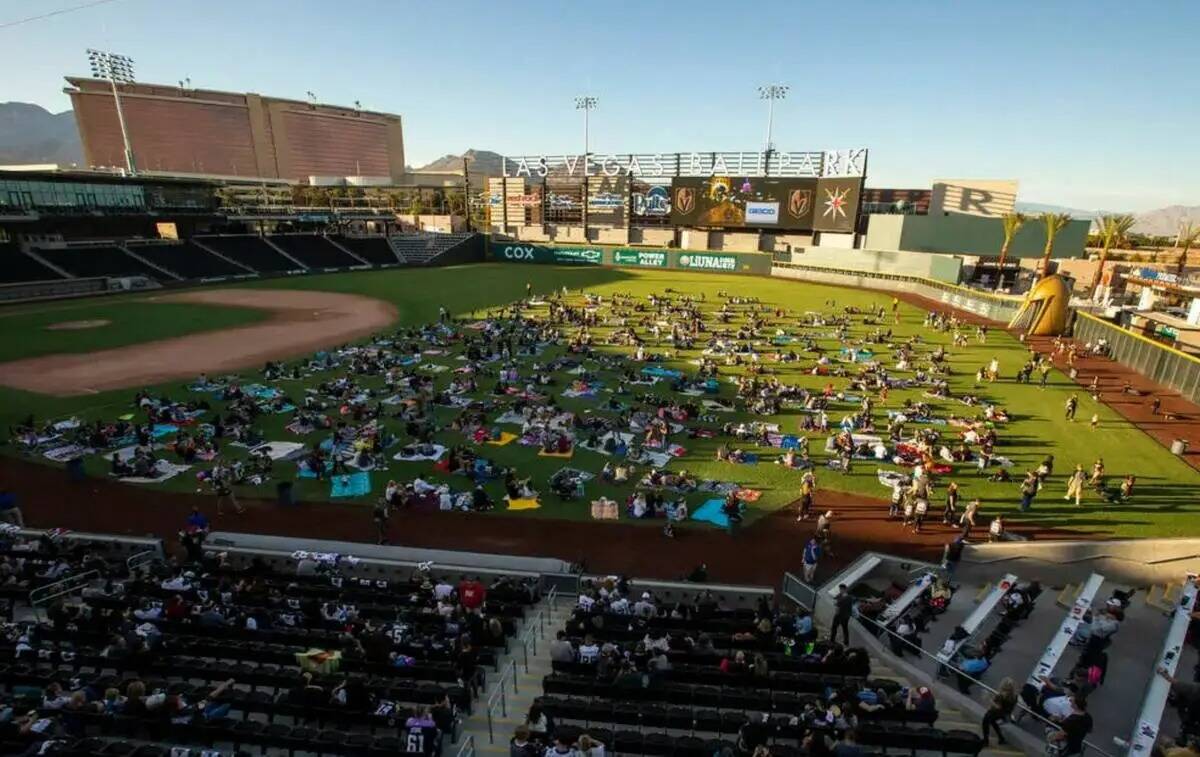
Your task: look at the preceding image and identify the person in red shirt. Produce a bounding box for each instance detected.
[458,576,486,611]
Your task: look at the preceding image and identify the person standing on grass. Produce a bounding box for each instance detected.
[802,536,820,584]
[1065,394,1079,421]
[797,470,816,521]
[1120,474,1136,502]
[213,466,243,516]
[1065,465,1086,506]
[988,357,1000,382]
[1019,471,1038,512]
[1039,362,1051,388]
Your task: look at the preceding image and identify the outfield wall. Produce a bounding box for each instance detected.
[487,239,774,275]
[1075,311,1200,404]
[771,262,1024,323]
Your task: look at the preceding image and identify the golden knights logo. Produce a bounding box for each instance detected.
[787,189,812,219]
[674,186,696,214]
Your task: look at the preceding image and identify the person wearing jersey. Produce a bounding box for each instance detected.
[404,707,441,757]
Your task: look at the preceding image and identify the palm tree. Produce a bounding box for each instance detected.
[995,212,1027,291]
[1038,212,1072,278]
[1091,214,1135,298]
[1175,222,1200,274]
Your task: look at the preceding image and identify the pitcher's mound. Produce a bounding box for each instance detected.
[45,319,111,331]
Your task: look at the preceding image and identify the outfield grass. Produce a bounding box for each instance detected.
[0,297,270,362]
[3,263,1199,538]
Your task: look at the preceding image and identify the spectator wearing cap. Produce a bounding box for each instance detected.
[633,592,656,617]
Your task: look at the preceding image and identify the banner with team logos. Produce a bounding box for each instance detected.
[612,249,668,267]
[812,177,864,233]
[489,241,772,275]
[669,176,821,230]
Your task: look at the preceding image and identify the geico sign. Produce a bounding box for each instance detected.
[502,246,537,260]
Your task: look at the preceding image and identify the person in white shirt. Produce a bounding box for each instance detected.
[578,636,600,663]
[578,593,595,611]
[633,593,656,617]
[609,596,630,614]
[434,580,454,601]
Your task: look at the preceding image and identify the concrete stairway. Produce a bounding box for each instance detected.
[456,593,571,757]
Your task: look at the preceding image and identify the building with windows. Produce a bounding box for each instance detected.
[65,78,406,182]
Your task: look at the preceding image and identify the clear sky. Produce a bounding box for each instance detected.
[2,0,1197,211]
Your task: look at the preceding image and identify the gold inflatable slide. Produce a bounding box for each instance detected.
[1008,275,1070,336]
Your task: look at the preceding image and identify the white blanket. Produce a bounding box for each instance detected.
[393,444,447,463]
[250,441,306,461]
[121,460,191,484]
[43,444,91,463]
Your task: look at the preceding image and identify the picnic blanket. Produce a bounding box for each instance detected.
[537,447,575,460]
[641,366,682,379]
[250,441,306,461]
[735,488,762,502]
[579,432,633,456]
[494,411,526,426]
[330,472,371,498]
[393,444,447,463]
[484,432,518,447]
[505,497,541,511]
[590,499,619,520]
[151,424,179,439]
[692,498,731,528]
[120,460,191,484]
[43,444,91,463]
[52,418,82,431]
[701,400,735,413]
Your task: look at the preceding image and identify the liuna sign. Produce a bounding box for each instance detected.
[677,253,739,271]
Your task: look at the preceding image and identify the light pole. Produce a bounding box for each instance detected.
[757,83,789,162]
[574,96,598,158]
[87,48,137,175]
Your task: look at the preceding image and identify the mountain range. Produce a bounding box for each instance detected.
[1015,201,1200,238]
[0,102,82,165]
[413,149,506,176]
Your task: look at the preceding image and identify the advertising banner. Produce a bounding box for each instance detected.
[493,243,601,265]
[675,252,740,271]
[586,175,627,226]
[670,176,818,230]
[813,177,864,233]
[612,249,669,268]
[631,183,672,218]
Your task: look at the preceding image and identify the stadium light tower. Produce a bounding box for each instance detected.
[87,48,137,175]
[574,96,598,157]
[757,83,789,156]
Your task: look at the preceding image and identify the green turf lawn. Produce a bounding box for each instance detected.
[0,297,269,362]
[3,263,1199,538]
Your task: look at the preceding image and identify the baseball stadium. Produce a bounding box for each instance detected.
[0,70,1196,757]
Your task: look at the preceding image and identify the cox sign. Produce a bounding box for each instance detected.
[501,245,538,261]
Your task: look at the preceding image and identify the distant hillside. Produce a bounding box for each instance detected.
[1015,200,1200,238]
[1131,205,1200,238]
[415,149,505,176]
[0,102,82,165]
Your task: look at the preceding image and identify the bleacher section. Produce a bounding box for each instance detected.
[389,233,474,265]
[337,236,401,265]
[196,235,302,273]
[269,235,364,269]
[0,528,535,757]
[128,241,252,279]
[521,579,984,757]
[34,245,166,280]
[0,244,68,283]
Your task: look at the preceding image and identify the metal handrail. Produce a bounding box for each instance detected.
[126,549,158,572]
[853,607,1115,757]
[546,584,558,612]
[29,569,100,620]
[484,658,517,744]
[781,571,818,611]
[454,734,475,757]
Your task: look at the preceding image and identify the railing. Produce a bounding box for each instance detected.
[853,608,1114,757]
[781,572,818,611]
[29,569,100,620]
[771,261,1025,323]
[1074,310,1200,403]
[126,549,159,573]
[454,734,475,757]
[484,658,518,744]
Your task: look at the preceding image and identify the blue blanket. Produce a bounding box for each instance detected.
[641,366,683,380]
[692,498,730,528]
[151,424,179,439]
[331,472,371,498]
